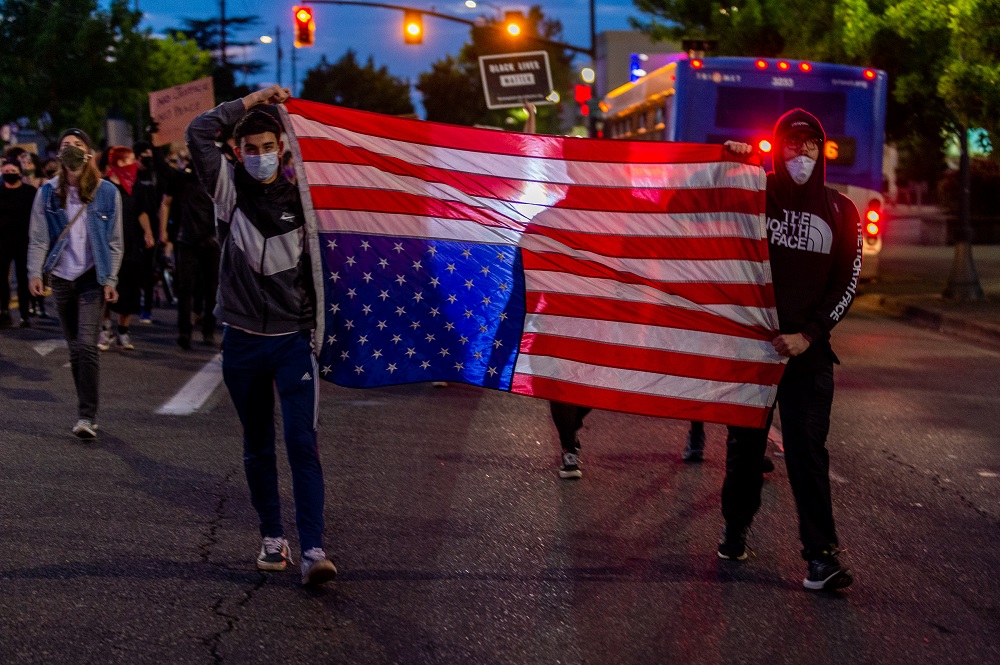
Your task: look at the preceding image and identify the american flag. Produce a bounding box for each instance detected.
[281,99,784,428]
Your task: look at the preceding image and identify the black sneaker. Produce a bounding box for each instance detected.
[717,524,750,561]
[682,428,705,462]
[761,456,775,473]
[804,550,853,591]
[256,536,291,571]
[177,336,191,351]
[559,449,582,479]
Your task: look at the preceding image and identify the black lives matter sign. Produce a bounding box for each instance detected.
[478,51,555,110]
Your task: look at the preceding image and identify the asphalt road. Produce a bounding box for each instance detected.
[0,303,997,664]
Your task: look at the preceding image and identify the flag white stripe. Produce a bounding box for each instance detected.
[290,116,764,190]
[524,271,777,330]
[513,355,776,407]
[520,209,764,238]
[315,210,523,245]
[521,234,770,285]
[522,313,783,365]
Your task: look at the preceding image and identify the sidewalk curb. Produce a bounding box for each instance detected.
[875,296,1000,352]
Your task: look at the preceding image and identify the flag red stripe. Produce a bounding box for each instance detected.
[524,225,769,261]
[307,179,762,217]
[522,251,775,308]
[510,374,770,428]
[524,291,774,341]
[519,333,785,384]
[297,136,764,209]
[287,98,763,166]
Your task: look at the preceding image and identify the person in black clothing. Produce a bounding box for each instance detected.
[0,159,36,327]
[100,146,155,350]
[719,109,862,592]
[133,141,170,321]
[160,148,219,349]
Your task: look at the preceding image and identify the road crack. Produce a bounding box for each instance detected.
[197,468,269,664]
[884,451,999,526]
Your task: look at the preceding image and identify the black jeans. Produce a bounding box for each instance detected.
[51,270,104,420]
[175,241,219,341]
[0,234,29,318]
[550,401,591,451]
[722,358,838,560]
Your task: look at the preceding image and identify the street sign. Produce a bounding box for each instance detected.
[478,51,555,110]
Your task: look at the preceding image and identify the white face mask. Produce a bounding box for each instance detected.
[243,151,279,181]
[786,155,817,185]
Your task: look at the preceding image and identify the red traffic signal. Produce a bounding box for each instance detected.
[574,84,592,104]
[293,6,315,48]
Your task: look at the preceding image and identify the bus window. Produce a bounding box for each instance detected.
[715,88,781,129]
[783,91,847,134]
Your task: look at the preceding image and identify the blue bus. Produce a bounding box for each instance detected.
[601,57,888,278]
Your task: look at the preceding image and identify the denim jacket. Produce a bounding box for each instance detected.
[27,178,123,287]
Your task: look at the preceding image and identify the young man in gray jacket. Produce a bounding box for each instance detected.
[187,84,336,586]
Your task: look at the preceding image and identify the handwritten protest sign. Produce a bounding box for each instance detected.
[149,77,215,147]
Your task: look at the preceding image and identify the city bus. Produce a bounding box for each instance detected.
[601,57,888,278]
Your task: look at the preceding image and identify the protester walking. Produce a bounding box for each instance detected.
[159,147,218,349]
[187,85,336,586]
[27,128,122,439]
[99,146,155,350]
[0,159,36,328]
[718,109,863,592]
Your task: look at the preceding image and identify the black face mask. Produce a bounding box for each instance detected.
[2,173,21,184]
[140,155,153,169]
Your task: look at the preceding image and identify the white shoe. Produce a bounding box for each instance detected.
[72,419,98,439]
[256,537,291,571]
[97,329,112,351]
[300,548,337,586]
[116,332,134,350]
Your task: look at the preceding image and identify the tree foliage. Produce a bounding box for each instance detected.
[170,15,264,102]
[300,51,415,116]
[0,0,213,145]
[417,6,574,132]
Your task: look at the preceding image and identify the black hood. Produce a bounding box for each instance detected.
[771,108,826,202]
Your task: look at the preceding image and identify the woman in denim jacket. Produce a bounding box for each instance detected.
[27,128,123,440]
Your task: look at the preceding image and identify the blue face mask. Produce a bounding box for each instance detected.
[242,151,279,181]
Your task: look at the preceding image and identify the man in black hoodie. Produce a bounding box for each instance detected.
[719,109,862,592]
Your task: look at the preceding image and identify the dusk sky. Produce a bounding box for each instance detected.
[137,0,645,95]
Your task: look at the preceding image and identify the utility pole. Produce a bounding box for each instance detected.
[292,46,298,97]
[276,25,283,87]
[220,0,228,68]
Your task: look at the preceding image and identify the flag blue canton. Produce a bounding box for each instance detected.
[317,233,526,389]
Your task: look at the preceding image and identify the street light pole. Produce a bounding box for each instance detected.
[276,25,283,87]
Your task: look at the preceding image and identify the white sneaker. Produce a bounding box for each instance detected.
[116,332,134,350]
[72,419,98,439]
[256,536,291,571]
[300,548,337,586]
[97,329,112,351]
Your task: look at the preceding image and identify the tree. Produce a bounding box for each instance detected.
[0,0,213,146]
[841,0,1000,301]
[171,15,264,102]
[417,6,574,132]
[299,51,414,116]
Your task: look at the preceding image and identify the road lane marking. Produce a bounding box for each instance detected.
[34,339,67,356]
[156,354,223,415]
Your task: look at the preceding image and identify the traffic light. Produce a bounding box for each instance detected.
[293,6,315,48]
[503,11,525,37]
[403,10,422,45]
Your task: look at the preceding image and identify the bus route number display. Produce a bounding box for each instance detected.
[479,51,555,109]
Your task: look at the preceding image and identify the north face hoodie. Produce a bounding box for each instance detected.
[766,108,863,364]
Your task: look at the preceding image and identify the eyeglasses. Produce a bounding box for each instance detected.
[784,136,820,151]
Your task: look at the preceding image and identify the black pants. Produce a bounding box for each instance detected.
[722,358,838,560]
[0,235,29,318]
[51,270,104,421]
[550,401,591,451]
[175,241,219,341]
